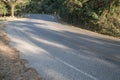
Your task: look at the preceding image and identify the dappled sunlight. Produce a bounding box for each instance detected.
[5,15,120,80]
[31,36,68,49]
[10,37,44,54]
[7,18,120,68]
[0,42,14,55]
[0,0,119,79]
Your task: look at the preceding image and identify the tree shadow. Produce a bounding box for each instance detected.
[26,14,58,23]
[7,20,120,80]
[10,20,120,67]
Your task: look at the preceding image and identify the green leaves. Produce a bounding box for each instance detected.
[1,0,30,17]
[91,12,99,20]
[41,0,120,37]
[0,1,7,15]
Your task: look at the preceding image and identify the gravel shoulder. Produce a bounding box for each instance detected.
[0,23,41,80]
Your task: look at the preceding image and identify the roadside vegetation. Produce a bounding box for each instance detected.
[0,0,120,37]
[41,0,120,37]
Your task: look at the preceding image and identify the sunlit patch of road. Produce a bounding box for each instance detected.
[5,14,120,80]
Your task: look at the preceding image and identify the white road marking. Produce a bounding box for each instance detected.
[55,57,98,80]
[42,49,98,80]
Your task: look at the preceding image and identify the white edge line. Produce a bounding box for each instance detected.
[55,57,98,80]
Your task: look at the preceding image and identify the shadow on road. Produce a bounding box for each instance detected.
[26,14,58,22]
[7,19,120,80]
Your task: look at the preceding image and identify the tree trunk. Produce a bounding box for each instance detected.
[11,5,15,17]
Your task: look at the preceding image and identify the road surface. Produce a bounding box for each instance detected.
[5,14,120,80]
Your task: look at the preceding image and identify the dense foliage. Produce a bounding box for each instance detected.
[41,0,120,37]
[25,0,42,13]
[0,1,7,16]
[0,0,120,37]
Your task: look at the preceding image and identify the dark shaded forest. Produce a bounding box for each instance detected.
[0,0,120,37]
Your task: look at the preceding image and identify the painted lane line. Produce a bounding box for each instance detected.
[55,57,98,80]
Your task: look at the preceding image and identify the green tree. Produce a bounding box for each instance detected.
[0,1,7,16]
[25,0,42,13]
[2,0,30,17]
[41,0,120,37]
[41,0,65,14]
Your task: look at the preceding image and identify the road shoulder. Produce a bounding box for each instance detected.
[0,23,41,80]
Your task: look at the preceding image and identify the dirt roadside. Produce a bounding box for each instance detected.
[0,23,41,80]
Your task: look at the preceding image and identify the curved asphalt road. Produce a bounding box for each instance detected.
[5,14,120,80]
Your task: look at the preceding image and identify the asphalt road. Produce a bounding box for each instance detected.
[5,14,120,80]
